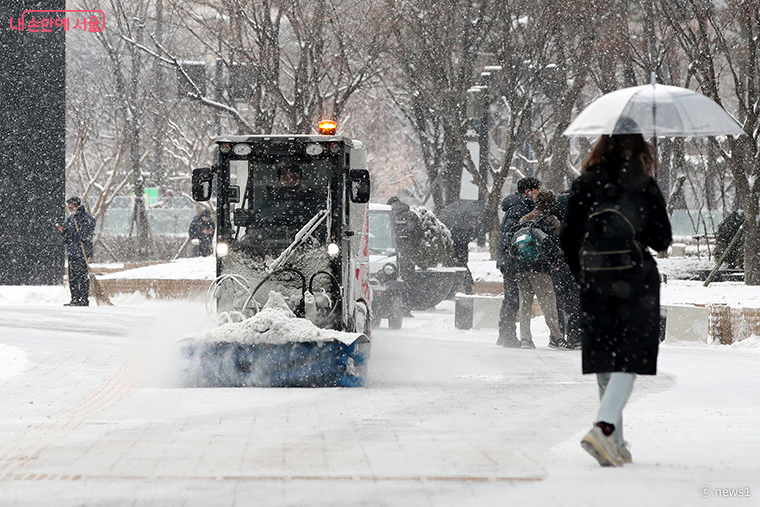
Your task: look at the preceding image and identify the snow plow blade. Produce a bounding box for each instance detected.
[181,335,369,387]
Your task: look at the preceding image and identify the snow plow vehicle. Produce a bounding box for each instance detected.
[182,121,372,387]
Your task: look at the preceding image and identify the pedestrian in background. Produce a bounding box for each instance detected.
[58,197,95,307]
[552,189,583,349]
[496,176,540,348]
[513,189,567,349]
[560,121,672,467]
[188,208,215,257]
[438,199,496,295]
[554,190,570,224]
[387,197,424,315]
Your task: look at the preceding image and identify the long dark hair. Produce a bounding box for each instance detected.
[582,133,656,181]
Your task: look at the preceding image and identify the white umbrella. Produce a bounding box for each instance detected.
[563,83,743,137]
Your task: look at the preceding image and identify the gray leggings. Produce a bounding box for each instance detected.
[596,372,636,445]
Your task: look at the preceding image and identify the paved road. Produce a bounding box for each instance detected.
[0,301,756,506]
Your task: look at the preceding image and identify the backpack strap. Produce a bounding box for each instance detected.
[589,182,634,228]
[585,180,646,259]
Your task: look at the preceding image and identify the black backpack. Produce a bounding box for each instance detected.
[508,214,550,263]
[579,183,644,294]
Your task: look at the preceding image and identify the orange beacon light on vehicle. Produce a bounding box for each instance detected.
[318,119,337,136]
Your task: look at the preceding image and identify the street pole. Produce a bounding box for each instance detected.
[477,67,502,201]
[466,86,486,201]
[478,72,490,202]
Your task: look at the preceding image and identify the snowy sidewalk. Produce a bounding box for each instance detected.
[0,299,757,506]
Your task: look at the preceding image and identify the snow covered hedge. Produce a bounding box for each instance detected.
[410,206,453,269]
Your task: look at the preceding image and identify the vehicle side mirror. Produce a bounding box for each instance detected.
[349,169,370,203]
[192,167,213,202]
[228,185,240,204]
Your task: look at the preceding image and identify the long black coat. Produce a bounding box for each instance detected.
[389,200,424,258]
[560,167,672,375]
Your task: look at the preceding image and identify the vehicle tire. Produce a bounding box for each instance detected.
[388,295,404,329]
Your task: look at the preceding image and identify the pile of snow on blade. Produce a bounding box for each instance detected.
[203,291,362,346]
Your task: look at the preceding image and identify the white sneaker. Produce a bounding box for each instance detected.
[581,425,624,467]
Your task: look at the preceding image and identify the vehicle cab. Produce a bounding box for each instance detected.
[192,125,372,336]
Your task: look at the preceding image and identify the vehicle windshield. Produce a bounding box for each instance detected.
[369,210,395,253]
[234,157,334,255]
[245,160,330,211]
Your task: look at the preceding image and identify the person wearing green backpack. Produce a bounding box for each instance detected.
[496,177,540,348]
[512,190,568,350]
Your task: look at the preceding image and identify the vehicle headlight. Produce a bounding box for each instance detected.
[216,242,229,258]
[382,263,398,278]
[327,243,340,257]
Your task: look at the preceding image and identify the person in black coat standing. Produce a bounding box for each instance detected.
[560,124,672,467]
[188,208,216,257]
[58,197,96,306]
[552,190,582,349]
[387,197,424,314]
[513,189,566,350]
[496,176,540,348]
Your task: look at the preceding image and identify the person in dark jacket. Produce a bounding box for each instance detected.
[58,196,96,306]
[513,189,566,349]
[554,190,570,224]
[560,123,672,467]
[552,190,582,349]
[387,197,424,314]
[188,208,216,257]
[438,199,496,294]
[496,176,540,347]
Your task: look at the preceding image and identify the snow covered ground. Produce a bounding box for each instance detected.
[0,254,758,505]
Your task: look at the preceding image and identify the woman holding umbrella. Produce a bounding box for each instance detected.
[560,117,672,467]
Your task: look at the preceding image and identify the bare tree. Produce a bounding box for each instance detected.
[660,0,760,284]
[66,85,134,241]
[384,0,496,212]
[340,87,425,201]
[93,0,156,258]
[66,0,760,283]
[518,0,597,194]
[277,0,389,132]
[128,0,389,134]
